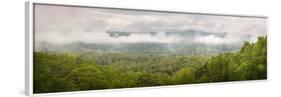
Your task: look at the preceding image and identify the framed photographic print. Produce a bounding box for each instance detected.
[25,1,268,96]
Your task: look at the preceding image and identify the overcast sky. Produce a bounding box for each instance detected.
[34,4,267,45]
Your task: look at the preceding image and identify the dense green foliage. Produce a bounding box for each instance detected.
[34,36,267,93]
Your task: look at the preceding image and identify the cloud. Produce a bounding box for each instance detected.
[195,34,240,44]
[34,4,267,45]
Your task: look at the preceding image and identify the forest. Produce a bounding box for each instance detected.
[33,36,267,93]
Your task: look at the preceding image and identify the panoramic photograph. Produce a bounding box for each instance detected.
[33,4,267,93]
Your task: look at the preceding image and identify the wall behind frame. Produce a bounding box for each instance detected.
[0,0,281,97]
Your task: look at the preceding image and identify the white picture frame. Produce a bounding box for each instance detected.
[25,1,268,96]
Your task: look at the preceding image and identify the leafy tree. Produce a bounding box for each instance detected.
[174,68,195,84]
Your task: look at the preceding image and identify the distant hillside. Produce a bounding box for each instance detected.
[35,42,241,56]
[35,29,254,55]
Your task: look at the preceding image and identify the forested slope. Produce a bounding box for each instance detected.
[34,36,267,93]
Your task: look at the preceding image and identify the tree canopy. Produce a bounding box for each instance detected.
[34,36,267,93]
